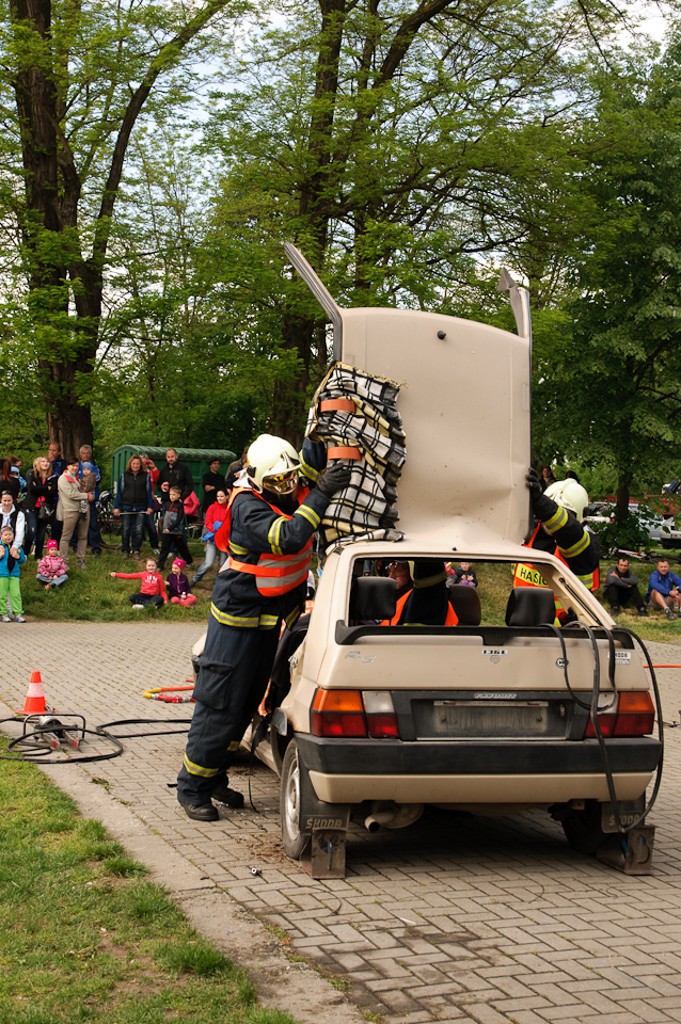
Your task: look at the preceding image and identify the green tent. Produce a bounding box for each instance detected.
[110,445,237,503]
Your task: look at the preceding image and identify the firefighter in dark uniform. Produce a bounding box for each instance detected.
[515,469,600,623]
[177,433,350,822]
[383,560,459,626]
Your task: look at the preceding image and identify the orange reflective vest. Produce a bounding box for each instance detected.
[514,523,600,624]
[382,589,459,626]
[514,524,600,592]
[219,487,314,598]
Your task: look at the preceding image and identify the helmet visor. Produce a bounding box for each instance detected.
[263,469,299,495]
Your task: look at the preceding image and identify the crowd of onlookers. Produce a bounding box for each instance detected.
[4,444,681,624]
[0,444,247,621]
[604,555,681,621]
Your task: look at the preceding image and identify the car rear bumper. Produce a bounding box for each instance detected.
[297,735,661,805]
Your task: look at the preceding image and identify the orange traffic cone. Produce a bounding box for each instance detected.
[17,671,50,715]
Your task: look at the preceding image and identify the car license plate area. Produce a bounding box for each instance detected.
[413,699,566,739]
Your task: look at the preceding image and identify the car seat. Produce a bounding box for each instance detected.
[505,587,555,626]
[447,584,482,626]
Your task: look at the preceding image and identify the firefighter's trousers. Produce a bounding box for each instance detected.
[177,621,280,806]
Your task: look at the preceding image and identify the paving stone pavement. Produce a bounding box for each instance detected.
[2,623,681,1024]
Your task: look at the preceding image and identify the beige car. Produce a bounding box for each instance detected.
[234,246,663,878]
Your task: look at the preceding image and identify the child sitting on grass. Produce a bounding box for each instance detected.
[166,558,197,606]
[110,557,168,608]
[0,525,27,622]
[36,538,69,589]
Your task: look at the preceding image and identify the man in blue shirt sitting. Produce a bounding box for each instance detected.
[647,558,681,620]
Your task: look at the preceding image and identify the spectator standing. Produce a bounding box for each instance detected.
[138,453,160,551]
[157,484,193,570]
[10,456,26,494]
[647,558,681,620]
[139,453,160,490]
[0,490,26,555]
[48,442,67,477]
[0,460,20,504]
[200,458,223,515]
[36,539,69,589]
[541,466,556,491]
[78,445,103,557]
[225,447,248,492]
[24,456,58,558]
[110,557,168,608]
[48,442,67,544]
[114,455,153,559]
[157,448,194,501]
[57,456,91,568]
[0,526,26,621]
[191,489,229,587]
[605,556,648,617]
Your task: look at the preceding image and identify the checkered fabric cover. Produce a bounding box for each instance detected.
[305,362,407,548]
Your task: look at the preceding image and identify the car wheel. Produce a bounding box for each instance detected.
[560,800,606,856]
[280,740,311,859]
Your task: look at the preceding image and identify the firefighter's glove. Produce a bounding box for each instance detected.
[316,462,353,497]
[526,468,543,507]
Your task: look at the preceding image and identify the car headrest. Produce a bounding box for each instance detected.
[350,576,397,622]
[505,587,555,626]
[446,584,481,626]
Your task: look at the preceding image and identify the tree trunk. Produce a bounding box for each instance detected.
[9,0,231,446]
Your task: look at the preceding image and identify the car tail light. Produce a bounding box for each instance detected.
[310,689,400,738]
[363,690,399,738]
[585,691,655,738]
[311,689,367,737]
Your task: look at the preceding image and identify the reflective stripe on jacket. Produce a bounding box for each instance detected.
[226,488,314,598]
[514,523,600,593]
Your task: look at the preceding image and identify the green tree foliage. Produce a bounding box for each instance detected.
[0,0,241,455]
[200,0,650,440]
[534,41,681,510]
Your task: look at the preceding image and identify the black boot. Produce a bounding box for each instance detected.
[211,781,245,809]
[178,799,219,822]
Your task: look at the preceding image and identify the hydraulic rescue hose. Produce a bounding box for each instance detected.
[0,716,125,764]
[546,621,664,836]
[0,716,192,763]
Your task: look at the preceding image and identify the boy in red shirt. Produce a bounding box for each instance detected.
[110,557,168,608]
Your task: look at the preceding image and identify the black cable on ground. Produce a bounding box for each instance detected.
[96,718,192,739]
[0,717,125,764]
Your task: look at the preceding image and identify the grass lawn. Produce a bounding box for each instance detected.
[23,535,209,623]
[0,743,296,1024]
[19,529,681,646]
[468,556,681,646]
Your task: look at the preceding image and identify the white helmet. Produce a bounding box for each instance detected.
[544,479,589,522]
[246,434,300,494]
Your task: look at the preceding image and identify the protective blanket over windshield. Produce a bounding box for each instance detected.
[305,362,407,547]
